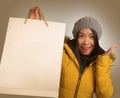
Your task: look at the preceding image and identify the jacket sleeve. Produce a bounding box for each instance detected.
[95,55,114,98]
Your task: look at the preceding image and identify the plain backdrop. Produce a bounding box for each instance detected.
[0,0,120,98]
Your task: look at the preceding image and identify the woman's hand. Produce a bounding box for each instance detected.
[28,6,41,19]
[105,44,118,55]
[27,6,48,26]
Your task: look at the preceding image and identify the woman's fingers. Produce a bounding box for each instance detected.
[28,8,35,19]
[35,7,41,19]
[105,44,118,55]
[28,6,41,19]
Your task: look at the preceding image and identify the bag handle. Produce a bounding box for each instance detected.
[24,8,48,27]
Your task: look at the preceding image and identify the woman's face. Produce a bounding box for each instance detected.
[78,28,94,55]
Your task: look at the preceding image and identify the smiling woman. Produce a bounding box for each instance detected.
[60,16,117,98]
[28,7,117,98]
[0,0,119,97]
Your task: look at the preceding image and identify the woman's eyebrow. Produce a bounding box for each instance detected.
[89,33,93,35]
[79,32,84,34]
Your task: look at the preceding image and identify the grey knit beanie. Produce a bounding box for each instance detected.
[72,17,102,40]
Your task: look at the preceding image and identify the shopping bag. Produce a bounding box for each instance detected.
[0,17,66,98]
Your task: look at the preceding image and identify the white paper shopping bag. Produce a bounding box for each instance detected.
[0,17,66,98]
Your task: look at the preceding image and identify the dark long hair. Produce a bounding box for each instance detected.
[74,29,105,66]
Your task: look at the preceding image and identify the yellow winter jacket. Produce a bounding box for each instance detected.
[59,43,114,98]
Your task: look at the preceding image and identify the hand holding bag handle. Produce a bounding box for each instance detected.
[24,6,48,27]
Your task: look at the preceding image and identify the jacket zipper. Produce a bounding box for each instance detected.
[73,66,88,98]
[74,74,81,98]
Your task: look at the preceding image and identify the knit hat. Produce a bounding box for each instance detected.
[72,17,102,40]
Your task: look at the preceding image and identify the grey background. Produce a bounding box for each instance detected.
[0,0,120,98]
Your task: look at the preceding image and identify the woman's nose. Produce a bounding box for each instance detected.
[83,38,89,44]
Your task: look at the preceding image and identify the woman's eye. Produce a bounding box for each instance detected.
[90,35,94,38]
[79,35,84,38]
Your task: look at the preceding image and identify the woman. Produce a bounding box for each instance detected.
[28,6,117,98]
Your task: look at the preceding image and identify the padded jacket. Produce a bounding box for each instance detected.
[59,43,114,98]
